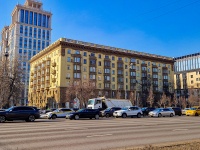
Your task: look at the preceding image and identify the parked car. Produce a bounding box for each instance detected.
[40,108,74,119]
[149,108,175,117]
[186,106,200,116]
[170,107,182,116]
[113,106,142,118]
[0,109,5,111]
[141,107,156,116]
[66,109,100,120]
[100,107,121,117]
[182,108,190,115]
[0,106,40,123]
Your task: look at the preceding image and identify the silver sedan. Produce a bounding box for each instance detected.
[149,108,175,117]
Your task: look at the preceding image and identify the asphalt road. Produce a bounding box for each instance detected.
[0,116,200,150]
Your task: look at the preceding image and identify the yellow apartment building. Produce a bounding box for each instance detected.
[29,38,174,109]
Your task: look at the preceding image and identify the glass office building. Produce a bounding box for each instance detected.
[0,0,52,105]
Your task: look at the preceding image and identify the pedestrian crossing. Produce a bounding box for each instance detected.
[0,116,199,150]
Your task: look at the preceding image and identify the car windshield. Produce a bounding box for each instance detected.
[5,107,14,111]
[190,107,197,110]
[77,109,85,112]
[141,107,147,111]
[105,107,111,111]
[88,99,94,105]
[153,108,161,112]
[121,107,129,110]
[53,109,59,112]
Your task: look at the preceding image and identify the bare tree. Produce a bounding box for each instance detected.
[66,79,96,108]
[129,91,136,105]
[116,89,121,99]
[147,85,154,107]
[188,89,197,107]
[0,56,24,108]
[172,93,179,107]
[180,96,187,108]
[157,92,168,108]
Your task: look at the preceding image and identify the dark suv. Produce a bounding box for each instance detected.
[142,107,156,116]
[0,106,40,123]
[171,107,182,116]
[100,107,121,117]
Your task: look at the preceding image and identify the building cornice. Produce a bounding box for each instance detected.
[30,38,175,64]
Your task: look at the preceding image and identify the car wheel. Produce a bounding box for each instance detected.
[170,113,174,117]
[158,113,162,117]
[0,116,6,123]
[137,113,142,118]
[28,115,35,122]
[105,113,109,118]
[75,115,79,120]
[122,113,127,118]
[195,113,199,116]
[95,114,99,119]
[51,115,57,119]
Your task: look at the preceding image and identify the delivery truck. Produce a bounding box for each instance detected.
[87,97,132,109]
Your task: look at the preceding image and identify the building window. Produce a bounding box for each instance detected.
[34,12,37,26]
[112,77,115,82]
[191,75,193,78]
[42,15,46,27]
[137,60,139,64]
[90,67,96,72]
[125,58,128,62]
[42,41,45,49]
[130,58,136,63]
[29,27,32,37]
[74,73,81,78]
[104,76,110,81]
[47,16,50,28]
[83,66,87,72]
[38,14,42,26]
[42,30,45,39]
[112,70,115,75]
[33,39,36,50]
[29,11,33,25]
[83,75,87,79]
[191,80,193,84]
[47,30,49,40]
[20,25,23,34]
[24,38,27,48]
[20,9,24,23]
[98,61,101,66]
[98,83,101,88]
[24,26,28,36]
[90,75,95,79]
[118,57,122,61]
[28,39,32,49]
[197,78,199,81]
[38,40,41,50]
[25,10,29,24]
[98,54,101,58]
[98,76,101,81]
[38,29,41,39]
[67,57,71,62]
[105,68,110,73]
[112,63,115,68]
[112,56,115,61]
[67,49,71,54]
[83,59,87,64]
[74,57,81,62]
[46,42,49,47]
[105,55,109,59]
[67,65,70,70]
[90,60,96,65]
[83,52,87,56]
[34,28,37,38]
[75,50,80,54]
[74,65,81,70]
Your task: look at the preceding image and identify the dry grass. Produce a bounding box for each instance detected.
[107,140,200,150]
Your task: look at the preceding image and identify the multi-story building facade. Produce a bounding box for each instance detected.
[0,0,52,105]
[174,53,200,98]
[29,38,174,109]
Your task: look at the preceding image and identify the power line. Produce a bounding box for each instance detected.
[144,0,200,22]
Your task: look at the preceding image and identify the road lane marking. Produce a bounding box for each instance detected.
[86,134,113,138]
[172,129,189,131]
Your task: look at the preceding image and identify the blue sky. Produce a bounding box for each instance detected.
[1,0,200,57]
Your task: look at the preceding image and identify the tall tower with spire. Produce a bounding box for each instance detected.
[0,0,52,105]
